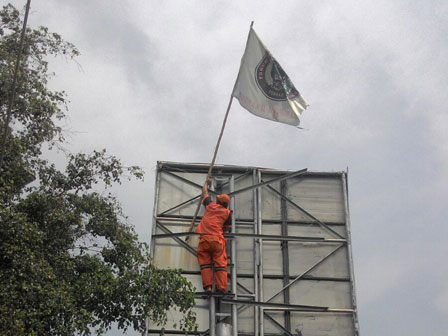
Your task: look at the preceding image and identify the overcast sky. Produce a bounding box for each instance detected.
[9,0,448,335]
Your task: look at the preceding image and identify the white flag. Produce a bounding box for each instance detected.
[232,28,308,127]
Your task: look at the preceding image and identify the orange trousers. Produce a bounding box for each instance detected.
[196,235,227,291]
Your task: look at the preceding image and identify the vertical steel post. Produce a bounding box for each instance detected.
[342,172,360,336]
[210,178,217,336]
[210,294,216,336]
[150,163,163,257]
[257,169,264,336]
[253,169,259,336]
[230,175,238,336]
[144,163,164,336]
[280,180,291,332]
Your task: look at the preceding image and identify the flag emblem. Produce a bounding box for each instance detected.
[255,52,300,101]
[232,28,308,127]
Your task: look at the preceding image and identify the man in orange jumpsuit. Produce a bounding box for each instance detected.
[195,178,232,293]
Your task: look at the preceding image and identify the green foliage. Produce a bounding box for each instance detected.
[0,4,196,335]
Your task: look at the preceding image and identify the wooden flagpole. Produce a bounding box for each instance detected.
[184,95,234,241]
[185,21,254,242]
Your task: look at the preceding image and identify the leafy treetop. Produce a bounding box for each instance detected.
[0,4,196,335]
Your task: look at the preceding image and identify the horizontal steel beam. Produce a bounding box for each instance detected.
[152,231,198,239]
[152,231,346,244]
[228,232,346,243]
[145,329,202,335]
[237,273,351,282]
[158,161,345,177]
[158,161,253,174]
[219,299,328,312]
[178,270,350,282]
[265,307,355,313]
[157,214,347,226]
[194,292,236,298]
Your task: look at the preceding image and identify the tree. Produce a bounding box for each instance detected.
[0,4,196,335]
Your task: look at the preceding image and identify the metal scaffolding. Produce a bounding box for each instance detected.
[146,162,360,336]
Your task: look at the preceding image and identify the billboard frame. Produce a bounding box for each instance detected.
[146,161,360,336]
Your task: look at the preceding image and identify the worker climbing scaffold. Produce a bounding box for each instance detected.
[195,178,232,293]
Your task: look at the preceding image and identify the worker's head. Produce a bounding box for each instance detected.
[216,194,230,208]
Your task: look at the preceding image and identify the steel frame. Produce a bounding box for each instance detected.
[146,162,360,336]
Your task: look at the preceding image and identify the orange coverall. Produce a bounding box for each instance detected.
[195,195,231,291]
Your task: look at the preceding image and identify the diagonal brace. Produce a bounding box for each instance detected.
[266,244,345,303]
[156,221,197,257]
[264,311,295,336]
[264,184,345,240]
[159,194,202,216]
[227,168,307,197]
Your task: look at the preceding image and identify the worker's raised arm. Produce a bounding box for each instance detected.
[202,177,210,199]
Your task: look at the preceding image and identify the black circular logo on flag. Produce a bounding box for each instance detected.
[255,52,299,101]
